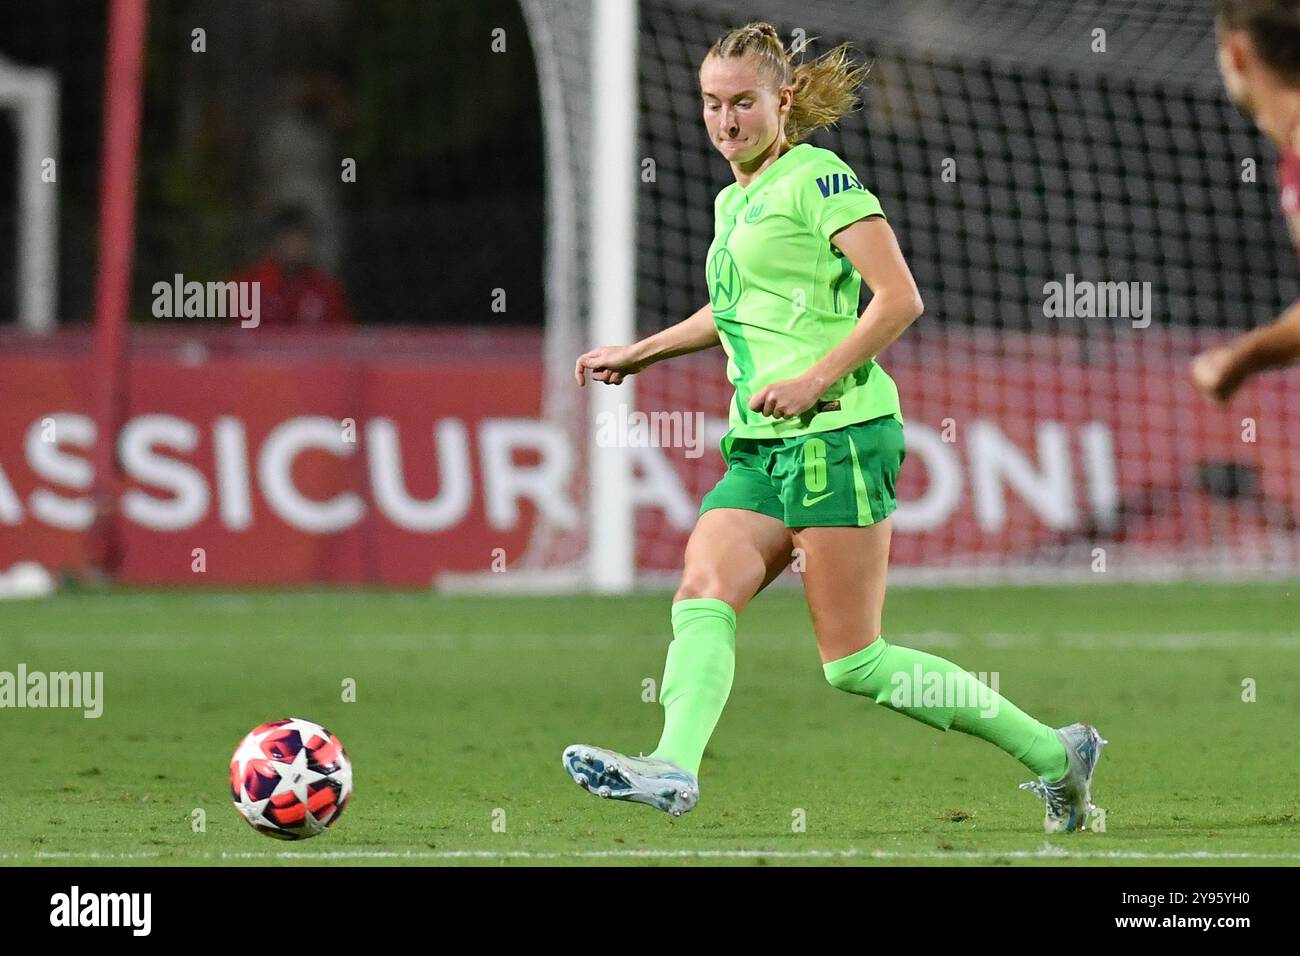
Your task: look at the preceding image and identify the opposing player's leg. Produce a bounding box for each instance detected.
[784,417,1105,832]
[564,456,792,816]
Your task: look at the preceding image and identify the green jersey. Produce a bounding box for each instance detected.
[705,142,902,443]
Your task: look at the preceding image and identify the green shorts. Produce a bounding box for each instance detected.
[699,415,905,528]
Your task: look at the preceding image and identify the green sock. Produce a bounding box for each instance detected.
[823,637,1068,781]
[649,598,737,776]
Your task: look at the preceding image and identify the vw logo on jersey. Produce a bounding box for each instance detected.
[707,246,741,312]
[743,202,765,223]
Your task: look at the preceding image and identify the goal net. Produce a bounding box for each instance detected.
[518,0,1300,589]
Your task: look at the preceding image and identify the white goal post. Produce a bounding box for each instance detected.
[0,53,59,332]
[586,0,638,592]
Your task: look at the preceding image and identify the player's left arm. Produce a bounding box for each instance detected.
[748,217,924,418]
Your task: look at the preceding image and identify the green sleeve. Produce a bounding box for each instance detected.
[796,155,886,243]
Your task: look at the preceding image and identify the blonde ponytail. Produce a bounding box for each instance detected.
[704,22,871,144]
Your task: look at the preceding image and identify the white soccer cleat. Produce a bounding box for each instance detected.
[1019,722,1107,833]
[562,744,699,816]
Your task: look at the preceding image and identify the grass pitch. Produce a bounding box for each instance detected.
[0,583,1297,866]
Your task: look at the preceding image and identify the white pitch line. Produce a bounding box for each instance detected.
[1059,632,1300,650]
[885,632,1300,651]
[4,848,1300,862]
[11,631,1300,652]
[220,849,1300,861]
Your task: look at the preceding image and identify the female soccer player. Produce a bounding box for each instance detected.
[564,22,1105,832]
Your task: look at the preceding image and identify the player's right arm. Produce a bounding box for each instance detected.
[1190,298,1300,405]
[575,302,720,386]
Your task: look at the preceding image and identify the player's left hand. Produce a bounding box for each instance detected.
[748,376,824,419]
[1190,346,1243,407]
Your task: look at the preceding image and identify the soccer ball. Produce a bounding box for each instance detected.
[229,717,353,840]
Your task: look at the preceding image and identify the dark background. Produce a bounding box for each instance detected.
[1,0,1294,335]
[0,0,546,327]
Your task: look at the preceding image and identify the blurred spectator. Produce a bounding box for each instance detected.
[232,205,353,328]
[260,72,353,271]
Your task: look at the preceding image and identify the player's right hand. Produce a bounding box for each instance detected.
[575,345,645,386]
[1189,345,1244,407]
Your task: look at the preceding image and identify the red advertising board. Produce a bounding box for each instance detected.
[2,325,1298,583]
[0,328,549,584]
